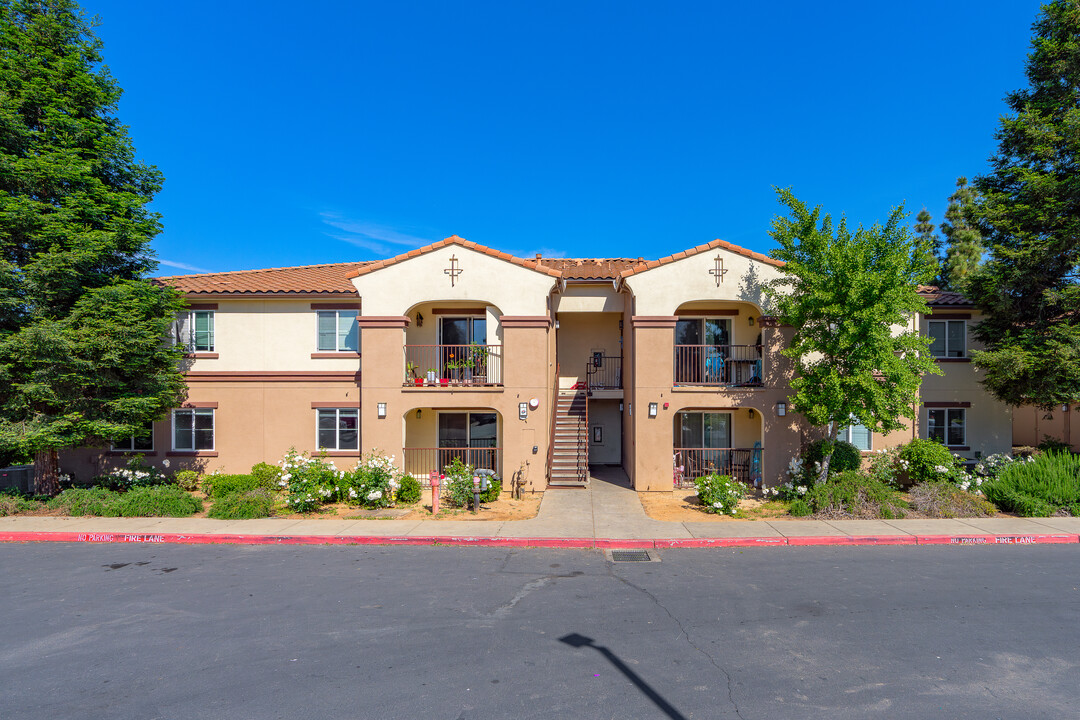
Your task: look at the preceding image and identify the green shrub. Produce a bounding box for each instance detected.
[0,491,41,516]
[48,488,123,516]
[896,438,961,485]
[173,470,200,491]
[93,455,172,491]
[477,470,501,503]
[1037,435,1071,453]
[982,452,1080,516]
[804,439,862,474]
[396,474,422,505]
[204,473,261,499]
[805,470,908,519]
[117,485,203,517]
[280,449,344,512]
[250,462,282,489]
[788,499,812,517]
[908,481,997,518]
[694,473,746,516]
[209,489,275,519]
[342,452,402,508]
[444,456,477,508]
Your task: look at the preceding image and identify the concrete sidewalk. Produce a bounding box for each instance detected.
[2,467,1079,548]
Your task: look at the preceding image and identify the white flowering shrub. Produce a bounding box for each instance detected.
[694,473,745,516]
[94,455,169,491]
[342,451,402,509]
[280,449,343,512]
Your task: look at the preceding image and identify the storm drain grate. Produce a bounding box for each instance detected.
[609,549,653,562]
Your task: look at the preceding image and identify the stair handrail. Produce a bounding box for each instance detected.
[582,369,589,483]
[547,362,559,483]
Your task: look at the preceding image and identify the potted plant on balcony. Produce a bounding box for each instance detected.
[406,362,424,386]
[426,368,437,385]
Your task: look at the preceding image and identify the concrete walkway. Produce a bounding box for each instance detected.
[3,467,1080,548]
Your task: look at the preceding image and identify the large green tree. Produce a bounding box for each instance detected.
[0,0,186,494]
[939,177,984,291]
[967,0,1080,409]
[766,189,940,479]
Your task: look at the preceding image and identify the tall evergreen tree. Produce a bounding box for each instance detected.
[967,0,1080,409]
[0,0,186,493]
[939,177,984,291]
[766,189,940,480]
[913,208,944,287]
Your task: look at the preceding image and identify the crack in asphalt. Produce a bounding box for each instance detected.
[608,564,745,720]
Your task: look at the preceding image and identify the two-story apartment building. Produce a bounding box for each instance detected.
[61,235,1016,491]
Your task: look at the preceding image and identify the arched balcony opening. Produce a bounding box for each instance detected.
[402,301,503,387]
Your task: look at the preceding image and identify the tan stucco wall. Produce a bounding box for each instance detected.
[352,245,557,316]
[185,298,362,373]
[588,399,622,464]
[1013,405,1080,451]
[553,283,624,313]
[60,379,360,481]
[673,301,763,347]
[556,312,622,382]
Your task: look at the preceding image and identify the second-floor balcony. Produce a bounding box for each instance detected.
[404,344,503,387]
[674,344,763,387]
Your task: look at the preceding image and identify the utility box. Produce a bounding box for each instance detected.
[0,465,34,494]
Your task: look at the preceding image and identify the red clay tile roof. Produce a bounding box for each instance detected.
[347,235,563,279]
[917,286,975,306]
[156,261,367,295]
[618,239,784,280]
[537,258,641,279]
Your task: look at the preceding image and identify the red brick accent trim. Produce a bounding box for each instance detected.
[319,451,362,457]
[105,451,158,457]
[183,352,219,359]
[927,312,972,318]
[924,401,972,408]
[632,315,678,328]
[310,401,360,408]
[356,316,410,328]
[432,307,487,315]
[500,315,552,328]
[181,401,219,408]
[186,303,219,310]
[310,302,361,310]
[757,316,781,327]
[310,352,361,359]
[346,236,564,279]
[185,371,361,382]
[166,451,219,457]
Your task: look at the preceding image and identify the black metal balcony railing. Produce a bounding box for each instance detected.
[673,447,762,488]
[402,447,501,485]
[586,354,622,390]
[403,344,502,386]
[674,345,763,387]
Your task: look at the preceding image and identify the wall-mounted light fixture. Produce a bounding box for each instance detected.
[416,408,422,419]
[749,316,755,326]
[649,402,658,417]
[1063,405,1070,412]
[416,313,423,327]
[777,402,786,417]
[377,403,387,419]
[748,408,755,419]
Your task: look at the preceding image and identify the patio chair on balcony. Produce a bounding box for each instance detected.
[704,350,725,383]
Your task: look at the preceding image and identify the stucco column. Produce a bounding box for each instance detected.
[358,316,410,459]
[500,316,553,490]
[629,316,677,491]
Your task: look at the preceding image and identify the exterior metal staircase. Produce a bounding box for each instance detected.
[549,388,589,487]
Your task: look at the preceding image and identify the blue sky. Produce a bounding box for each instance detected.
[82,0,1044,275]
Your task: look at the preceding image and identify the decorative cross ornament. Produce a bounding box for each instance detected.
[709,255,727,286]
[444,255,462,286]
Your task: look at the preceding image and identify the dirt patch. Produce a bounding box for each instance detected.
[275,491,544,522]
[639,490,791,522]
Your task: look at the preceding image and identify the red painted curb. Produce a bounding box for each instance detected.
[0,531,1077,548]
[786,535,918,546]
[654,537,787,548]
[916,533,1079,546]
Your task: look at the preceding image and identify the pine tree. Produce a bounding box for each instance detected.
[913,208,944,287]
[967,0,1080,409]
[0,0,186,493]
[939,177,984,292]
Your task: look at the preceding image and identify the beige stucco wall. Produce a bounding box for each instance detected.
[1013,405,1080,451]
[623,250,783,316]
[184,298,362,373]
[588,399,622,464]
[553,283,624,313]
[352,245,557,316]
[556,313,623,382]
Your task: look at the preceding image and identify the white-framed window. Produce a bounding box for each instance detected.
[928,408,966,446]
[112,421,154,452]
[176,310,215,352]
[840,420,871,451]
[173,408,215,451]
[928,320,965,358]
[317,310,359,352]
[317,408,359,450]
